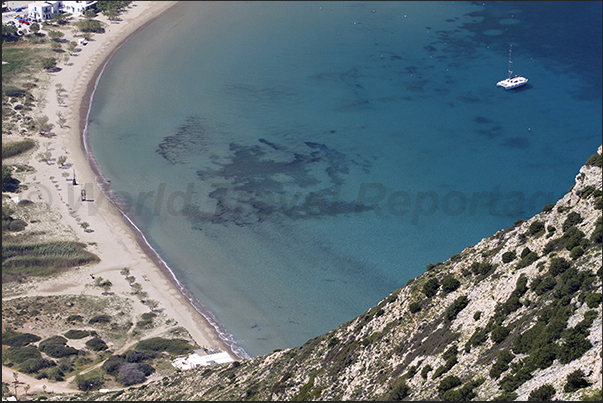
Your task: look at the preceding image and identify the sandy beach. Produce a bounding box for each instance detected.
[3,0,241,388]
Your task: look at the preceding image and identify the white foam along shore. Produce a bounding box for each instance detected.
[35,1,249,360]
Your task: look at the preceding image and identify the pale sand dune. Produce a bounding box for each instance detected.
[24,1,238,360]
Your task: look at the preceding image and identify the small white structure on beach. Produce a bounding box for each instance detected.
[172,349,234,370]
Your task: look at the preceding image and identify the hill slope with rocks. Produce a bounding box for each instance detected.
[80,146,602,401]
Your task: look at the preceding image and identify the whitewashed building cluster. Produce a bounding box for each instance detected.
[28,1,97,21]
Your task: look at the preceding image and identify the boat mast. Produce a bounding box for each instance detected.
[507,45,513,79]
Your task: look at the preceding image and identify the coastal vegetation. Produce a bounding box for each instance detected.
[69,146,601,401]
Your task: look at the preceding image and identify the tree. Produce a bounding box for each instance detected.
[51,41,62,52]
[41,57,58,71]
[120,267,131,276]
[2,25,19,42]
[51,13,70,25]
[67,40,77,55]
[564,369,592,393]
[2,165,19,192]
[36,115,52,135]
[56,111,67,129]
[104,9,119,21]
[422,278,440,298]
[76,19,105,33]
[146,299,159,311]
[57,155,67,167]
[441,275,461,293]
[29,23,40,35]
[131,282,142,295]
[48,30,64,41]
[80,221,90,231]
[84,9,97,18]
[36,151,52,164]
[528,384,555,401]
[116,363,146,386]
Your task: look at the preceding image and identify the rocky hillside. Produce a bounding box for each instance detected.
[80,147,602,401]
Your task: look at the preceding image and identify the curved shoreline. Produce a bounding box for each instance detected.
[75,2,248,360]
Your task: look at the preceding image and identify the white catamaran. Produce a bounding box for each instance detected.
[496,45,528,90]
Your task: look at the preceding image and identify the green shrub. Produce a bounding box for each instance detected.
[66,315,83,323]
[441,276,461,293]
[19,357,54,374]
[438,375,462,395]
[422,278,440,298]
[557,332,592,364]
[102,355,126,376]
[421,364,432,379]
[408,301,422,313]
[134,337,194,356]
[85,337,108,351]
[473,311,482,321]
[490,350,514,379]
[64,330,90,339]
[528,220,545,236]
[585,293,602,309]
[2,331,41,347]
[563,212,583,232]
[549,257,571,276]
[570,246,584,259]
[470,261,494,276]
[2,139,36,159]
[517,251,539,269]
[490,325,510,344]
[75,374,103,391]
[542,204,555,212]
[585,152,603,167]
[444,295,469,321]
[531,275,557,295]
[390,381,410,400]
[527,384,555,401]
[6,345,42,363]
[38,336,78,358]
[88,315,111,324]
[564,369,591,393]
[502,251,516,263]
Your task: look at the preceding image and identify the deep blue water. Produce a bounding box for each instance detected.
[87,1,602,357]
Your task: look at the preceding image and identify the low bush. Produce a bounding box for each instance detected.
[438,375,462,395]
[88,314,111,324]
[562,212,583,232]
[549,257,571,276]
[2,330,41,347]
[134,337,194,355]
[490,325,510,344]
[585,292,602,309]
[570,246,584,259]
[6,345,42,363]
[19,357,54,374]
[75,374,103,391]
[85,337,108,351]
[441,276,460,293]
[64,330,90,339]
[389,381,410,401]
[408,301,422,313]
[422,278,440,298]
[528,220,545,236]
[564,369,591,393]
[2,139,36,159]
[502,251,516,263]
[421,364,432,380]
[527,384,555,401]
[38,335,78,358]
[444,295,469,321]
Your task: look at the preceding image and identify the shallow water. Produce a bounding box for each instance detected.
[87,1,602,357]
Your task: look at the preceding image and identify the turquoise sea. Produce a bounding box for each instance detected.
[86,1,602,357]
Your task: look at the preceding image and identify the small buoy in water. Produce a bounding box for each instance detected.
[528,128,531,131]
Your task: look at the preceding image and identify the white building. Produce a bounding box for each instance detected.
[61,1,97,16]
[28,1,59,21]
[28,1,97,21]
[172,350,235,370]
